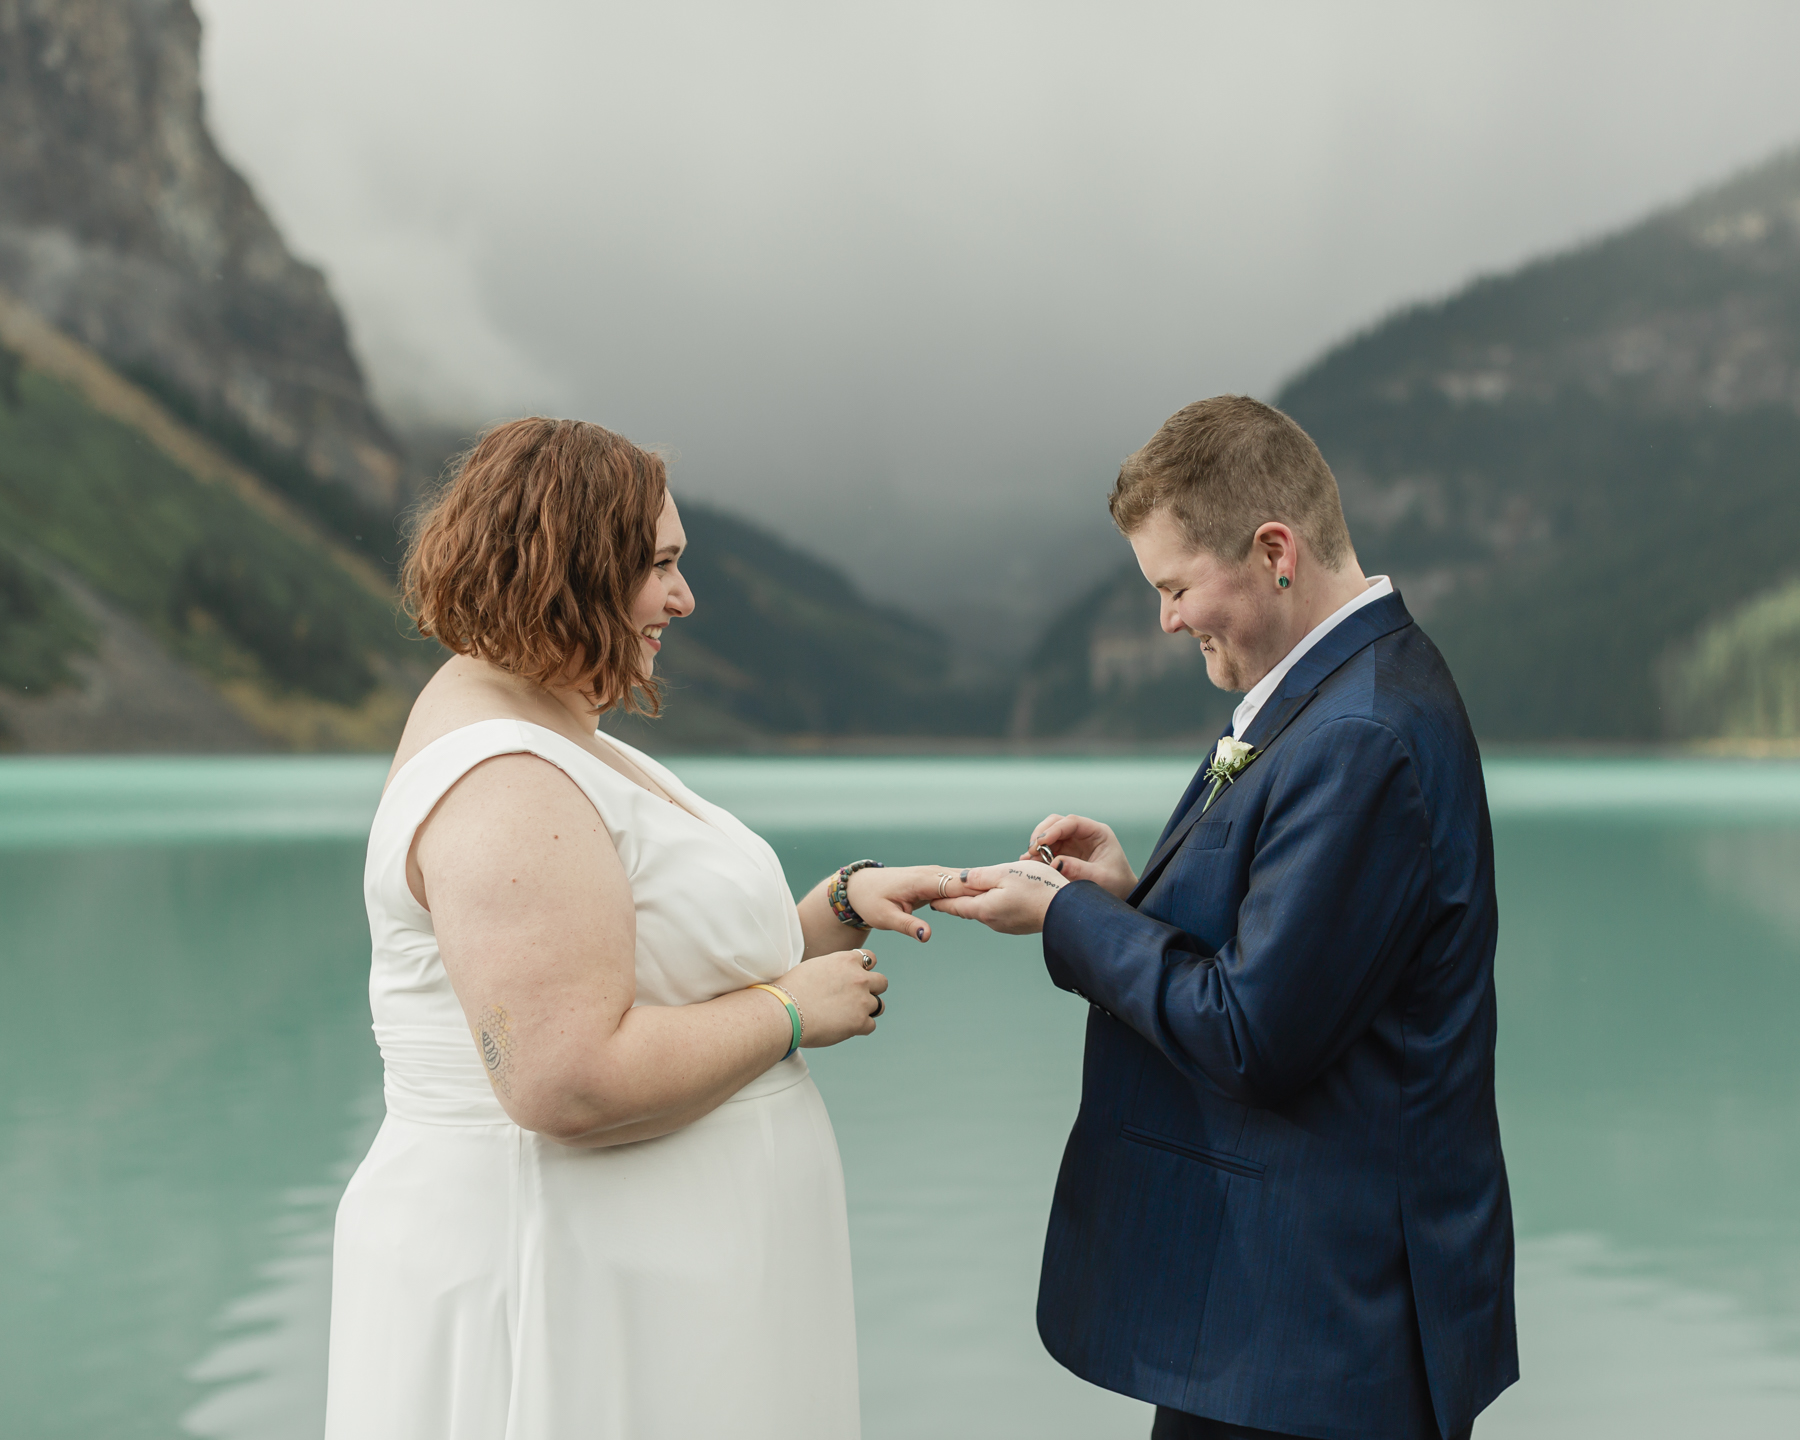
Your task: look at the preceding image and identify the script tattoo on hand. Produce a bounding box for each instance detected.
[476,1004,515,1098]
[1000,865,1063,891]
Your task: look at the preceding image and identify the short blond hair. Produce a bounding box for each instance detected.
[1109,395,1352,568]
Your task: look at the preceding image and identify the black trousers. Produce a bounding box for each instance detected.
[1151,1408,1472,1440]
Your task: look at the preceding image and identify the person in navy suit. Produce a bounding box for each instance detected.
[935,396,1516,1439]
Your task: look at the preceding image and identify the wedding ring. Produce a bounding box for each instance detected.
[857,948,876,970]
[871,995,886,1018]
[1035,844,1055,866]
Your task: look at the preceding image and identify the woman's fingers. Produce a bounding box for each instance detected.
[928,894,991,920]
[862,965,889,1029]
[866,893,932,942]
[849,871,932,941]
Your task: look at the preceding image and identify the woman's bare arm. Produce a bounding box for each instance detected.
[414,754,885,1147]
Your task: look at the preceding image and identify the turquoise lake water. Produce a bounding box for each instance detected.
[3,754,1799,1437]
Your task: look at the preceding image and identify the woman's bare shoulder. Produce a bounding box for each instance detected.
[385,657,547,788]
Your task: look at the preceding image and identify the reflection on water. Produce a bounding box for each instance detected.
[1479,819,1800,1436]
[1493,824,1800,1340]
[180,1091,381,1440]
[1,758,1798,1437]
[0,840,380,1440]
[1497,1234,1800,1436]
[181,1177,343,1440]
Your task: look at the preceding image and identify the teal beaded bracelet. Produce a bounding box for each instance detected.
[828,859,883,927]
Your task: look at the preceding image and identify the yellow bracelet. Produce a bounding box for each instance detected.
[749,983,803,1061]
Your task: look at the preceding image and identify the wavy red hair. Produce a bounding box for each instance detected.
[404,417,668,714]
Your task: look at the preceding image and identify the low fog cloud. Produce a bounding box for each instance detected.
[195,0,1800,644]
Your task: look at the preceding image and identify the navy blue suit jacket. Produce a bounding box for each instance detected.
[1038,594,1516,1439]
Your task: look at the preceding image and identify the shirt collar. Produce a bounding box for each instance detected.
[1230,576,1394,739]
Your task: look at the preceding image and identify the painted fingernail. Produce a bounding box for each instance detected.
[916,927,926,939]
[960,869,969,882]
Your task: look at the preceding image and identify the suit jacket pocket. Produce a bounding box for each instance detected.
[1122,1123,1265,1180]
[1178,820,1232,853]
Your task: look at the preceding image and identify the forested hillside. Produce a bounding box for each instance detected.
[1017,145,1800,744]
[0,312,1005,752]
[0,300,434,751]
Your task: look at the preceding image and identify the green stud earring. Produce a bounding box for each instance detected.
[1278,576,1290,589]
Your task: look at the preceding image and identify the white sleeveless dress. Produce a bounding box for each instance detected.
[324,719,861,1439]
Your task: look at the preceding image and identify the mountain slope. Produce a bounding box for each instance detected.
[1662,577,1800,741]
[1008,562,1231,744]
[1017,144,1800,743]
[0,298,435,752]
[1277,146,1800,740]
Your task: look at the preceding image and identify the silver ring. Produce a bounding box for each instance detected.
[871,994,885,1018]
[936,871,954,898]
[857,948,876,970]
[1035,844,1055,866]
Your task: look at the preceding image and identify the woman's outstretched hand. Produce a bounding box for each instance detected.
[844,864,965,943]
[930,860,1068,935]
[776,948,890,1045]
[1024,813,1137,899]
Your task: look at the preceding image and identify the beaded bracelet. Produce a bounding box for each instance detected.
[750,983,803,1061]
[828,859,884,928]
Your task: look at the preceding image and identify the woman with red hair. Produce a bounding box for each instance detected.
[325,418,944,1439]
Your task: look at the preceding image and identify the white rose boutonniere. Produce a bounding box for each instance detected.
[1200,736,1259,815]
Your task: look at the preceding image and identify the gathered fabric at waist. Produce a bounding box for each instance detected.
[377,1023,511,1126]
[375,1022,814,1129]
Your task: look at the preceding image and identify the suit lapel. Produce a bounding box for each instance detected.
[1127,688,1319,905]
[1141,723,1232,865]
[1124,593,1418,907]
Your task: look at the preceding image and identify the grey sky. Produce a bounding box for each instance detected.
[193,0,1800,647]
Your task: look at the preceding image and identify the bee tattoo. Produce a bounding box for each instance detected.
[476,1005,516,1098]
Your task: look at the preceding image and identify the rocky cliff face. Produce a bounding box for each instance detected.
[0,0,402,509]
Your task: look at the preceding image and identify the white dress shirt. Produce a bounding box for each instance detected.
[1230,576,1394,739]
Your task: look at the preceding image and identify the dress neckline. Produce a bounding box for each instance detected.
[586,725,710,826]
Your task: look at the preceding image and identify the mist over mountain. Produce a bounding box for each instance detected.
[190,0,1800,665]
[0,0,1002,752]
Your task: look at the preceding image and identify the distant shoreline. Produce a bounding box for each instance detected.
[6,735,1798,761]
